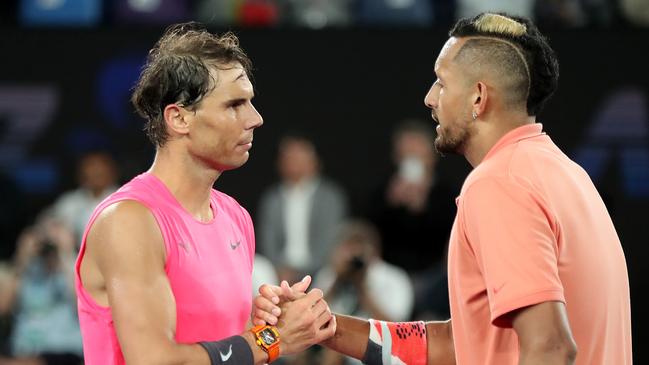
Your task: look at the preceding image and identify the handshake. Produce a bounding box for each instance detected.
[250,275,337,358]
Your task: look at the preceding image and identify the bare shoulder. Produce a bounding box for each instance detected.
[80,200,166,306]
[90,200,157,233]
[86,200,166,273]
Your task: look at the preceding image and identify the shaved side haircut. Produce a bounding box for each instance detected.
[449,13,560,116]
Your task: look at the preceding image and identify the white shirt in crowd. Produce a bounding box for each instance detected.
[281,179,318,271]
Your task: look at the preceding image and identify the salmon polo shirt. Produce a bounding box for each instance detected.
[448,123,632,364]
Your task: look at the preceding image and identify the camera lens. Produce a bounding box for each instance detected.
[350,256,365,270]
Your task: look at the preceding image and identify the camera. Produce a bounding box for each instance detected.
[39,240,58,258]
[349,256,366,272]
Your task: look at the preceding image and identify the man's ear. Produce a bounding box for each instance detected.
[163,104,190,136]
[472,81,488,118]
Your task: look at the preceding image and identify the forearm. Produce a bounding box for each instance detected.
[125,332,270,365]
[322,314,370,360]
[512,301,577,365]
[322,315,455,365]
[425,321,455,365]
[124,342,209,365]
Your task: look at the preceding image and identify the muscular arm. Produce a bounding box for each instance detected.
[511,301,577,365]
[80,201,271,365]
[322,315,455,365]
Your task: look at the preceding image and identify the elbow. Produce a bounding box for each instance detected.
[523,336,578,364]
[565,340,578,363]
[555,335,578,363]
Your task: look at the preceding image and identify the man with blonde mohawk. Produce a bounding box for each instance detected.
[253,12,632,365]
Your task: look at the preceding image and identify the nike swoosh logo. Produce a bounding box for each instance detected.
[229,241,241,250]
[220,344,232,362]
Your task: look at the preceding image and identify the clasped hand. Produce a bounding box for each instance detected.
[252,276,337,355]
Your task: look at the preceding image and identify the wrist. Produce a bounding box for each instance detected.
[248,324,281,363]
[199,335,255,365]
[242,331,270,365]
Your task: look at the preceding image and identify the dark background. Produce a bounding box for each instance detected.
[1,27,647,361]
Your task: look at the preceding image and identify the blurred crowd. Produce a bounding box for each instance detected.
[1,0,648,28]
[0,152,117,365]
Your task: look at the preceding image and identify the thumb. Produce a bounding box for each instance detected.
[290,275,312,294]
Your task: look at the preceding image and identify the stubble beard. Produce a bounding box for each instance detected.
[434,123,469,155]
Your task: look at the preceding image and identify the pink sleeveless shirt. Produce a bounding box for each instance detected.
[75,173,255,365]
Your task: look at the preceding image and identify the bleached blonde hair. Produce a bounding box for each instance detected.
[473,13,527,37]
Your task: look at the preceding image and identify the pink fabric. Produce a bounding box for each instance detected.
[75,173,255,365]
[448,124,632,365]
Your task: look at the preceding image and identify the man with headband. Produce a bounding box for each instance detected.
[255,12,632,365]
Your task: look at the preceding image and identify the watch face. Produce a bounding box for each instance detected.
[260,328,277,345]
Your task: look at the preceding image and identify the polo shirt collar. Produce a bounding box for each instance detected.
[483,123,545,162]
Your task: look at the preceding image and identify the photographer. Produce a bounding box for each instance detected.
[0,216,82,365]
[367,119,457,320]
[312,220,413,365]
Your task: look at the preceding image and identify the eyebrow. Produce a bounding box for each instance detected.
[235,70,248,81]
[436,67,447,81]
[221,97,247,108]
[224,90,255,105]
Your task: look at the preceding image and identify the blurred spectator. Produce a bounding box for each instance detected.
[621,0,649,25]
[194,0,240,26]
[239,0,280,27]
[283,0,353,28]
[354,0,434,27]
[257,134,348,284]
[6,0,631,28]
[456,0,534,19]
[0,217,82,365]
[49,151,118,244]
[251,254,279,297]
[312,220,413,365]
[535,0,615,27]
[367,119,456,319]
[112,0,190,25]
[0,262,14,356]
[315,220,413,320]
[19,0,102,27]
[535,0,587,27]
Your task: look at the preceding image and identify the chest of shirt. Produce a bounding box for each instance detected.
[161,213,253,338]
